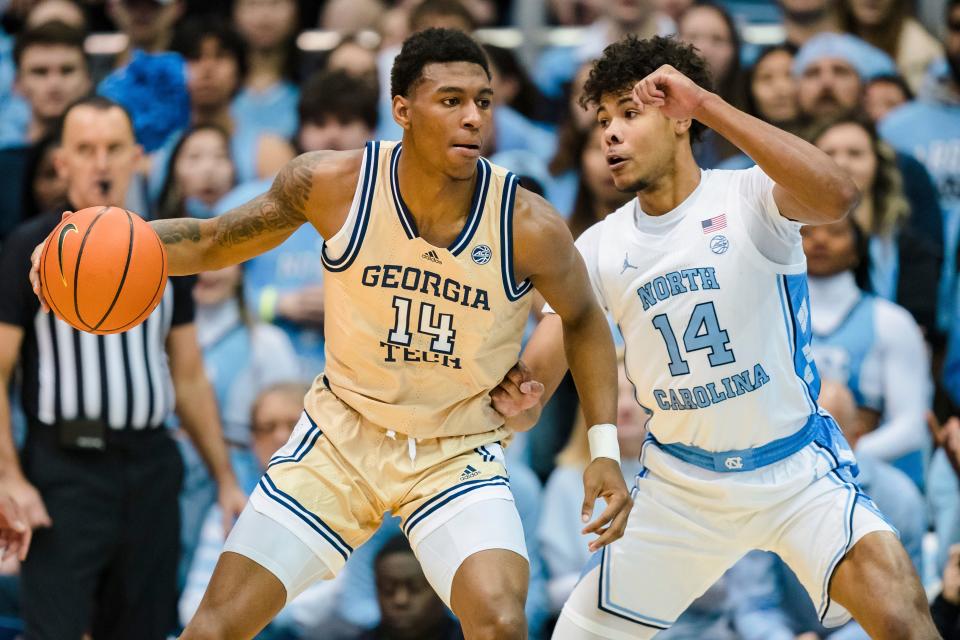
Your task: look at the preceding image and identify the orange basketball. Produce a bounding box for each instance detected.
[39,206,168,335]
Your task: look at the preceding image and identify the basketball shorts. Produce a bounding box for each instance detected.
[558,431,895,640]
[239,386,526,604]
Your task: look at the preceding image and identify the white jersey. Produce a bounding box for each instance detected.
[579,166,819,452]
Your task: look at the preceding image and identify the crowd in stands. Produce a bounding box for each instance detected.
[1,0,960,637]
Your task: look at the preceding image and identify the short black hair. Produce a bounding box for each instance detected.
[581,35,713,141]
[299,69,378,130]
[374,534,414,568]
[390,27,490,98]
[866,73,914,101]
[410,0,476,33]
[55,96,134,143]
[169,16,248,79]
[14,20,87,69]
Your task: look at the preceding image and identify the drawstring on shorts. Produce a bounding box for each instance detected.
[385,429,418,462]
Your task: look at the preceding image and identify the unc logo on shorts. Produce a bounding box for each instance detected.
[724,456,743,470]
[710,235,729,255]
[471,244,492,265]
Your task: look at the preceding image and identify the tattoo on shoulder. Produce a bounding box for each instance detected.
[273,152,321,216]
[154,218,201,245]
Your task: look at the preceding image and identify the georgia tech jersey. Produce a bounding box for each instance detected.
[314,141,533,439]
[585,167,820,452]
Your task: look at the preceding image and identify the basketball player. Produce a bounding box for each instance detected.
[497,36,939,639]
[29,29,631,639]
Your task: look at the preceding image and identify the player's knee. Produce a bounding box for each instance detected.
[469,605,526,640]
[179,611,229,640]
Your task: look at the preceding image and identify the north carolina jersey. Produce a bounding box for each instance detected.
[582,166,819,452]
[315,141,533,439]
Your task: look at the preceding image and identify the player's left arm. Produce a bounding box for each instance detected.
[166,323,248,534]
[633,65,860,225]
[512,189,631,551]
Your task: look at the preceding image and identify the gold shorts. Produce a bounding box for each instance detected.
[248,386,513,574]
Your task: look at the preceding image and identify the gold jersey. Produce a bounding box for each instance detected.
[312,140,534,439]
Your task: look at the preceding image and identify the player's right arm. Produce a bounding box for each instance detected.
[153,150,362,275]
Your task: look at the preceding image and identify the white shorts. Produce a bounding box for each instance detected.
[558,438,894,640]
[223,495,528,608]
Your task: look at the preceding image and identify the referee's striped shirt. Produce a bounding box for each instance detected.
[0,211,195,430]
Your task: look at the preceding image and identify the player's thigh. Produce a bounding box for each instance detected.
[769,469,898,628]
[829,531,937,640]
[182,505,334,639]
[413,496,529,613]
[556,481,743,640]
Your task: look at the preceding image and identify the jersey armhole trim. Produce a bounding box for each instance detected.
[500,172,533,301]
[321,140,379,272]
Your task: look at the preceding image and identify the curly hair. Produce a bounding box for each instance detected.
[808,115,910,237]
[390,28,490,98]
[580,35,713,142]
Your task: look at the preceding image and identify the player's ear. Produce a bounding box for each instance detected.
[673,117,693,137]
[392,94,412,130]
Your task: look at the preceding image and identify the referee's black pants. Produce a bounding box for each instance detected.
[19,423,183,640]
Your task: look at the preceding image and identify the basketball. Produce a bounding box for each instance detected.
[39,206,168,335]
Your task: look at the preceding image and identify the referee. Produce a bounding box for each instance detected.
[0,97,246,639]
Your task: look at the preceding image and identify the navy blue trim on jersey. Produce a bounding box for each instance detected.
[322,141,380,272]
[499,172,532,301]
[650,411,819,472]
[403,475,510,537]
[389,144,489,253]
[268,410,323,468]
[259,474,352,561]
[597,545,672,629]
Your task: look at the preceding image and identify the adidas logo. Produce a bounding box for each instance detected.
[459,464,481,481]
[421,249,442,264]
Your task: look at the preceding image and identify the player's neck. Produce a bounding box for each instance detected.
[395,145,478,233]
[635,153,701,217]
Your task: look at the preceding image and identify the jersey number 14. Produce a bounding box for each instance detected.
[652,302,735,376]
[388,296,456,354]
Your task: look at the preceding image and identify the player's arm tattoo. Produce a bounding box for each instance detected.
[212,152,317,249]
[154,218,202,246]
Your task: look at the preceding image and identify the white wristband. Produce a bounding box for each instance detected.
[587,423,620,464]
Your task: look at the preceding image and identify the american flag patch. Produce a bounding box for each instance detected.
[701,214,727,234]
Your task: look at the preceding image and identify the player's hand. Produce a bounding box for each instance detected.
[0,493,32,562]
[29,210,74,314]
[632,64,710,122]
[581,457,632,553]
[276,286,325,326]
[217,479,248,537]
[491,361,545,430]
[927,412,960,477]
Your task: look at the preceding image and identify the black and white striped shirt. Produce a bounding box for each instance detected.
[0,211,195,430]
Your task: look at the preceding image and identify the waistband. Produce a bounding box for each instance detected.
[647,413,820,473]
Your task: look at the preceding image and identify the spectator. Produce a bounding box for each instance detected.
[880,0,960,334]
[326,35,379,83]
[358,535,464,640]
[160,17,294,191]
[677,1,746,166]
[296,69,377,153]
[746,45,800,130]
[157,125,236,220]
[0,96,245,639]
[864,74,913,123]
[20,134,66,221]
[106,0,186,65]
[779,0,839,49]
[534,0,674,100]
[24,0,86,29]
[802,215,932,483]
[811,116,942,337]
[538,355,647,613]
[232,0,301,141]
[320,0,387,33]
[568,123,635,239]
[838,0,942,93]
[932,543,960,639]
[728,381,925,640]
[482,44,551,125]
[546,62,595,217]
[180,382,341,637]
[3,21,91,149]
